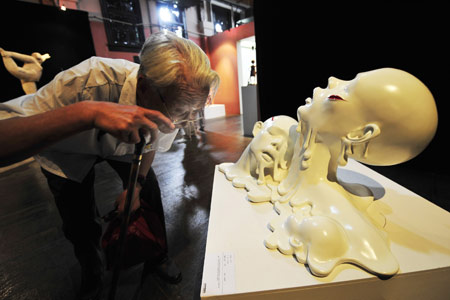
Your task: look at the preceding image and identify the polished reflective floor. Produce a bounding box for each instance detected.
[0,115,448,300]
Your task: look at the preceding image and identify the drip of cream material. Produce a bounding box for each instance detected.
[219,117,399,278]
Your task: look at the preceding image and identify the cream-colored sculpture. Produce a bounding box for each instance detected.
[219,115,298,202]
[1,48,50,94]
[219,68,438,278]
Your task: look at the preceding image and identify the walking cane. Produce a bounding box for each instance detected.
[108,133,146,300]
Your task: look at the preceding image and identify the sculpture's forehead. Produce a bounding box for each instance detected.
[260,123,284,135]
[349,69,399,93]
[333,71,387,101]
[262,118,295,135]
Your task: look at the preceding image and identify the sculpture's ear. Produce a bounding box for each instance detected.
[252,121,264,137]
[346,123,381,144]
[338,123,381,167]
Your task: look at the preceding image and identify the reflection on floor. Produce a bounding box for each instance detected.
[0,115,448,300]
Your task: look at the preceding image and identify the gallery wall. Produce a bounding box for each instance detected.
[80,0,152,62]
[206,22,255,115]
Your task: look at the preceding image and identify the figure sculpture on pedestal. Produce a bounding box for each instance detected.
[1,48,50,94]
[248,60,257,85]
[219,68,438,277]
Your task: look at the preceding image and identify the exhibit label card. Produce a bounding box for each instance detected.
[201,252,236,296]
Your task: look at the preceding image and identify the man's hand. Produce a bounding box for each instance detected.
[88,102,175,144]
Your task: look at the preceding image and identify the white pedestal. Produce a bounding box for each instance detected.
[205,104,226,120]
[201,160,450,299]
[241,86,258,137]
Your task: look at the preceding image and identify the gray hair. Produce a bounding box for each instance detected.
[138,31,220,107]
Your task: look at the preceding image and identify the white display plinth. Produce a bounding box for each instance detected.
[201,160,450,300]
[205,104,226,120]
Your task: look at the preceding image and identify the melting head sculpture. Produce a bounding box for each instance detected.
[299,68,438,168]
[219,68,438,278]
[249,116,298,184]
[219,115,298,201]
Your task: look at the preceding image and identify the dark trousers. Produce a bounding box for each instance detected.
[41,160,168,276]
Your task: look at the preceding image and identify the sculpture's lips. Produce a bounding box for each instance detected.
[328,95,346,101]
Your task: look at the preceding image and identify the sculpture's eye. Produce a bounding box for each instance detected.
[328,95,346,102]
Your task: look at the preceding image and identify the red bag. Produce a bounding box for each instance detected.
[101,198,167,270]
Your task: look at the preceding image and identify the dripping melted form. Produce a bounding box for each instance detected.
[219,117,398,278]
